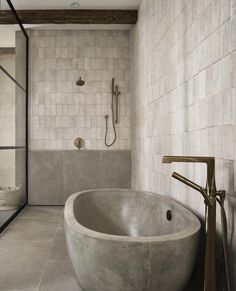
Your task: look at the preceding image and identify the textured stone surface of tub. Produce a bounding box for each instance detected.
[65,189,201,291]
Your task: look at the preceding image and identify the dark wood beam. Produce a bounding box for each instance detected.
[0,10,137,24]
[0,48,15,55]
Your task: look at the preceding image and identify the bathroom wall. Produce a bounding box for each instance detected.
[15,31,27,147]
[0,54,15,186]
[0,54,15,146]
[29,30,131,150]
[131,0,236,288]
[15,30,28,202]
[28,29,132,204]
[0,43,26,200]
[29,150,131,205]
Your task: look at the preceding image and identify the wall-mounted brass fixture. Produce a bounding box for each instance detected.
[104,78,120,147]
[162,156,231,291]
[76,77,85,86]
[74,137,85,150]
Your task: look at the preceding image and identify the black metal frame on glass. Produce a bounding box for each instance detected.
[0,0,28,233]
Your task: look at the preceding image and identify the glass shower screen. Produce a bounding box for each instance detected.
[0,0,28,232]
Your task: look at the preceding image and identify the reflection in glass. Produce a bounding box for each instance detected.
[0,29,27,90]
[0,32,16,76]
[0,70,26,147]
[0,68,15,146]
[0,149,26,226]
[15,30,27,90]
[0,0,17,74]
[0,0,11,10]
[0,0,27,90]
[0,0,28,231]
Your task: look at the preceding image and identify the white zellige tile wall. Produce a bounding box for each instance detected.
[131,0,236,284]
[29,30,131,150]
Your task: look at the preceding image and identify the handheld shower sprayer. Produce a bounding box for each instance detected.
[104,78,120,147]
[114,85,120,124]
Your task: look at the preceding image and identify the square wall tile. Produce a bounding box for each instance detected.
[29,151,63,205]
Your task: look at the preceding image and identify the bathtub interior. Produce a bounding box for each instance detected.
[73,190,197,237]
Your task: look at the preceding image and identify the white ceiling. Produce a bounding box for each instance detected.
[2,0,141,10]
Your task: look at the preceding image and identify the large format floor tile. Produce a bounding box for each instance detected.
[18,206,63,220]
[1,217,58,241]
[48,227,69,261]
[39,260,81,291]
[0,240,51,290]
[0,206,81,291]
[1,206,62,242]
[0,209,16,227]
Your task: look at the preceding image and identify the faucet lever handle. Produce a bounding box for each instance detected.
[172,172,214,207]
[216,190,226,199]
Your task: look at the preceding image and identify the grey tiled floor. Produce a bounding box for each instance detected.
[0,206,82,291]
[0,209,16,227]
[0,206,200,291]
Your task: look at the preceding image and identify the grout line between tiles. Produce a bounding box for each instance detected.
[35,210,62,291]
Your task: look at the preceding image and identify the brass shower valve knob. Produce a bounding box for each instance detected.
[74,137,85,150]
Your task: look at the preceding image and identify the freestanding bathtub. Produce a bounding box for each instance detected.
[64,189,200,291]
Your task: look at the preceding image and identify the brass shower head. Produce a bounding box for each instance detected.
[76,77,85,86]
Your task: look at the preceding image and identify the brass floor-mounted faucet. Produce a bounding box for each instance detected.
[162,156,230,291]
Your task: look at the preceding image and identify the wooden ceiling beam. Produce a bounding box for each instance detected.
[0,48,15,55]
[0,10,138,24]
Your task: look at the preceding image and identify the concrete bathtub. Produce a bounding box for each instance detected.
[64,189,200,291]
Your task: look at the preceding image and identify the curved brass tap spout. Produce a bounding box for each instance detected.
[162,156,217,291]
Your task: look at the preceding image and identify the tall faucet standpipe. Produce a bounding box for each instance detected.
[162,156,218,291]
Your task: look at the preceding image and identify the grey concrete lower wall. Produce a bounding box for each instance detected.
[29,150,131,205]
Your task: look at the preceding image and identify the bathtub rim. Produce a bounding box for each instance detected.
[64,188,201,243]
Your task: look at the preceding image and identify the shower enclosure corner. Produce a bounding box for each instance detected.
[0,0,28,232]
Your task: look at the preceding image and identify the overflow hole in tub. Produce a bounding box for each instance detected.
[166,210,172,221]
